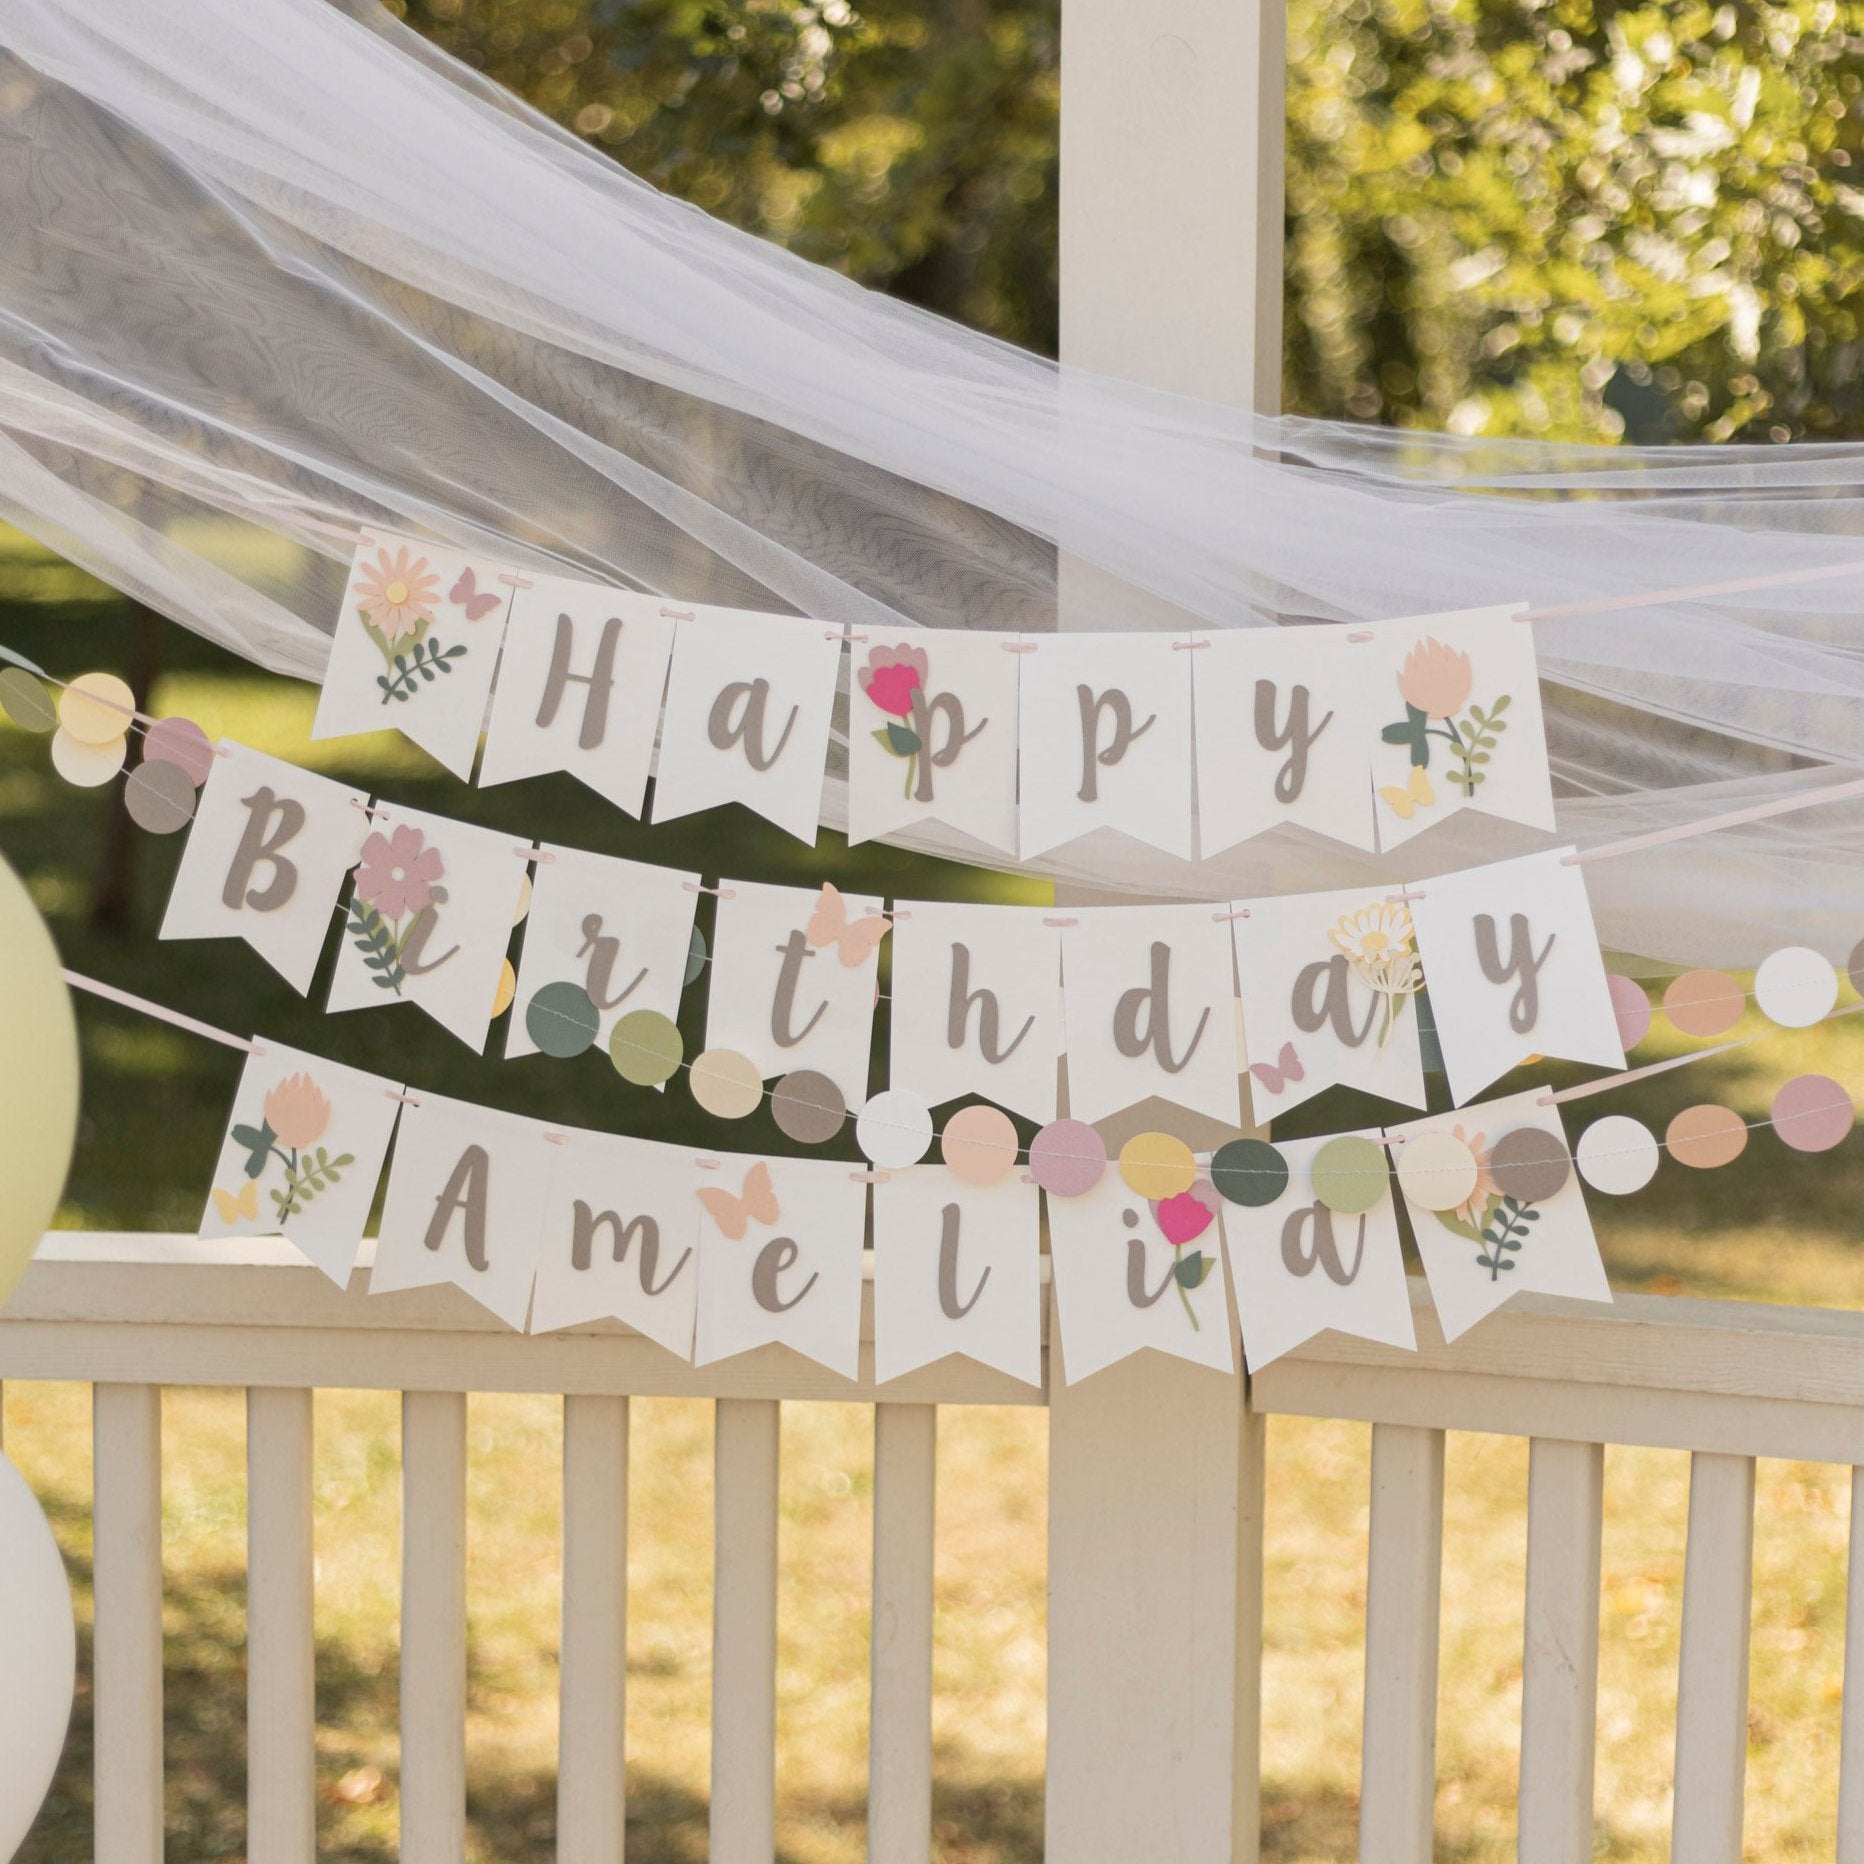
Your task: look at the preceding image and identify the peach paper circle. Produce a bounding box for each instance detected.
[1662,969,1744,1038]
[941,1105,1019,1185]
[1664,1103,1748,1170]
[690,1048,764,1120]
[1772,1074,1855,1154]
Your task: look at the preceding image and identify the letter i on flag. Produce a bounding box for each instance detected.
[479,578,678,817]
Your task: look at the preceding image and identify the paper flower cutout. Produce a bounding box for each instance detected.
[264,1072,332,1150]
[222,1071,354,1226]
[859,643,932,796]
[1327,901,1422,1047]
[1380,635,1512,812]
[348,825,449,996]
[356,546,439,645]
[1397,638,1472,720]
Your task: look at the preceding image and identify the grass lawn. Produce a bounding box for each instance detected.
[1,531,1861,1859]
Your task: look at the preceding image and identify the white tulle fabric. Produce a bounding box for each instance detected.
[0,0,1861,964]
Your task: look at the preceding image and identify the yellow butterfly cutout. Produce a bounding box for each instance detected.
[806,882,891,967]
[1380,764,1435,821]
[212,1181,259,1224]
[696,1160,780,1241]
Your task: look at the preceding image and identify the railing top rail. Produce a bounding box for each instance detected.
[6,1236,1864,1457]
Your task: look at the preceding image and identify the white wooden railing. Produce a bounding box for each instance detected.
[5,1235,1864,1862]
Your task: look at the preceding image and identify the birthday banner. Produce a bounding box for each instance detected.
[309,532,1557,860]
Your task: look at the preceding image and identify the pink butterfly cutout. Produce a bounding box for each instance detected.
[1249,1041,1304,1096]
[448,567,502,622]
[696,1161,780,1240]
[806,883,891,967]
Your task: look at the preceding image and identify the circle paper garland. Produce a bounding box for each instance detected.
[1487,1127,1570,1203]
[57,671,135,744]
[612,1009,684,1086]
[940,1104,1019,1185]
[771,1069,845,1143]
[1117,1132,1196,1200]
[123,759,197,834]
[1028,1120,1105,1197]
[1210,1137,1288,1208]
[690,1048,763,1119]
[142,715,215,787]
[0,668,54,733]
[1575,1115,1660,1195]
[528,982,600,1058]
[1663,969,1744,1038]
[491,960,516,1019]
[1754,946,1838,1029]
[857,1090,933,1169]
[1772,1074,1854,1153]
[1310,1134,1388,1214]
[1395,1132,1478,1213]
[1606,974,1652,1050]
[1665,1103,1748,1170]
[685,926,708,986]
[49,728,126,787]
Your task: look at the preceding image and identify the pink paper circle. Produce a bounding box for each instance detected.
[1771,1074,1854,1154]
[142,715,216,788]
[1028,1119,1106,1198]
[1607,973,1652,1051]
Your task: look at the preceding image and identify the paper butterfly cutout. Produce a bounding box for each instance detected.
[1249,1041,1305,1097]
[1379,764,1435,820]
[806,883,891,967]
[212,1181,259,1223]
[448,567,502,622]
[696,1160,780,1240]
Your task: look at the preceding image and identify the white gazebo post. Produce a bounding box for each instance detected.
[1046,3,1285,1859]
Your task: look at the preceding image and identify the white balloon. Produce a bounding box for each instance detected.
[855,1090,934,1170]
[1575,1115,1660,1196]
[1754,945,1838,1029]
[0,1452,75,1857]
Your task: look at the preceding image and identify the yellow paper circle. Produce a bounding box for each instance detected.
[512,873,532,927]
[690,1047,764,1120]
[1396,1132,1479,1212]
[49,728,127,788]
[0,854,80,1309]
[1117,1131,1197,1201]
[490,959,516,1019]
[56,672,136,745]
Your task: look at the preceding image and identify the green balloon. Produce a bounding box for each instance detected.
[526,981,600,1058]
[1210,1138,1289,1208]
[1310,1134,1390,1215]
[611,1009,684,1086]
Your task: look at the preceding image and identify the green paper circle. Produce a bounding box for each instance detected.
[685,926,707,986]
[1310,1135,1389,1215]
[526,981,600,1058]
[1210,1138,1289,1208]
[611,1008,684,1085]
[0,668,54,733]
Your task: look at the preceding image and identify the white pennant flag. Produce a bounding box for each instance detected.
[846,631,1021,855]
[1228,1132,1416,1371]
[1047,1173,1235,1383]
[1018,632,1194,859]
[529,1129,700,1355]
[1231,886,1427,1118]
[372,1092,556,1330]
[1364,604,1553,853]
[312,531,515,779]
[693,1155,868,1378]
[327,802,529,1053]
[704,879,886,1108]
[198,1037,403,1287]
[1388,1088,1610,1342]
[507,845,698,1063]
[1060,904,1240,1126]
[479,578,678,816]
[1193,625,1382,855]
[889,901,1062,1123]
[872,1171,1042,1387]
[1410,849,1624,1105]
[161,742,370,994]
[652,605,844,844]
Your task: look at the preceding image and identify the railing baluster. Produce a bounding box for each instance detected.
[1359,1422,1445,1864]
[558,1393,629,1862]
[869,1404,936,1864]
[247,1387,316,1864]
[1519,1438,1604,1863]
[711,1397,780,1863]
[94,1381,165,1864]
[1839,1468,1864,1863]
[400,1390,468,1864]
[1672,1450,1755,1863]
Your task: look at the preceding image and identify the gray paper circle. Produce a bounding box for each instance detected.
[771,1070,845,1144]
[124,758,198,835]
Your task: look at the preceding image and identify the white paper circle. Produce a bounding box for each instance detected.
[1754,945,1838,1029]
[0,1452,75,1857]
[49,727,127,788]
[855,1090,934,1169]
[1575,1115,1660,1196]
[1395,1132,1478,1213]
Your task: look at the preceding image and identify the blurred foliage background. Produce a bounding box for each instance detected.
[395,0,1864,443]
